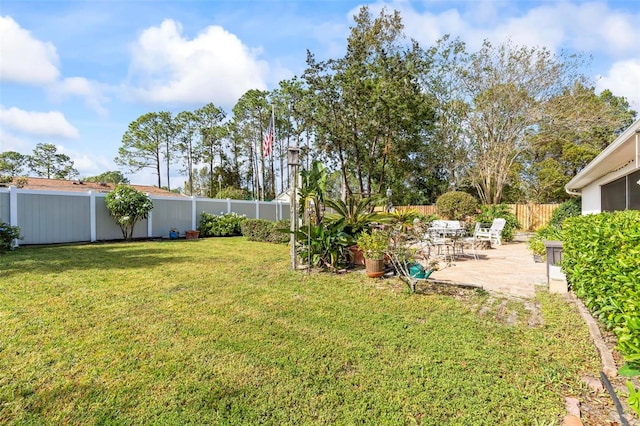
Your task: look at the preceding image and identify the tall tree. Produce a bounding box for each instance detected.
[418,36,471,199]
[175,111,199,196]
[458,40,584,204]
[194,103,227,198]
[84,171,130,185]
[522,83,637,202]
[116,112,164,188]
[275,78,314,192]
[230,90,270,199]
[28,143,78,179]
[303,6,434,199]
[158,111,179,191]
[0,151,27,177]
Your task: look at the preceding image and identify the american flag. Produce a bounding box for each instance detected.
[263,113,274,157]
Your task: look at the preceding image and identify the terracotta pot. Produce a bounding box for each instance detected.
[349,245,366,266]
[185,230,200,240]
[365,258,385,278]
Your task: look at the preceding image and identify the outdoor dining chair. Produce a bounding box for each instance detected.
[458,222,481,260]
[476,218,506,246]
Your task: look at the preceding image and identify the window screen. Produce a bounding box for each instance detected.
[601,176,626,212]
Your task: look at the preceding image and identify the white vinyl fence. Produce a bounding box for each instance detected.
[0,186,290,246]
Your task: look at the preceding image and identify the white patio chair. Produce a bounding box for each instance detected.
[476,218,506,246]
[458,222,481,260]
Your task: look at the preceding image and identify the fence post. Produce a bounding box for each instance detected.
[189,196,197,231]
[147,194,153,238]
[227,198,231,214]
[89,191,97,242]
[255,200,260,220]
[9,185,19,247]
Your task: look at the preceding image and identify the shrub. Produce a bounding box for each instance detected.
[356,229,388,260]
[0,221,21,253]
[549,198,581,228]
[241,219,289,244]
[216,186,250,200]
[562,210,640,369]
[526,225,563,259]
[105,184,153,240]
[295,219,354,271]
[475,204,521,242]
[199,212,246,237]
[435,191,478,221]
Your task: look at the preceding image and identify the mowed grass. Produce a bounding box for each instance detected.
[1,237,599,425]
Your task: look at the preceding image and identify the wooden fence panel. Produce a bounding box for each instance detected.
[396,204,560,231]
[395,205,438,216]
[506,204,560,231]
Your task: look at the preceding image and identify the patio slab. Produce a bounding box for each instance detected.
[426,239,547,298]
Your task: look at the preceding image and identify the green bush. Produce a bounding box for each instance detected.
[295,219,354,271]
[435,191,478,220]
[563,210,640,368]
[199,212,246,237]
[475,204,521,242]
[0,221,21,253]
[549,198,581,228]
[105,184,153,240]
[241,219,289,243]
[356,228,388,260]
[526,225,563,259]
[216,186,250,200]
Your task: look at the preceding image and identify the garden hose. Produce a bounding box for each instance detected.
[600,371,629,426]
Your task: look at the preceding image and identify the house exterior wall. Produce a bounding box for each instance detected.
[581,184,601,214]
[0,186,289,245]
[580,161,637,214]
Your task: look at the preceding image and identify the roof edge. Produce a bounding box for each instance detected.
[565,117,640,192]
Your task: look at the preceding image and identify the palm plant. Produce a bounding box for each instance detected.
[324,195,383,237]
[295,218,354,271]
[299,160,328,224]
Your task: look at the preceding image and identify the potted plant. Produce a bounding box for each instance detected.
[185,230,200,239]
[357,229,388,278]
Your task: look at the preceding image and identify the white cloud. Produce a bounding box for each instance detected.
[48,77,110,116]
[0,106,79,139]
[0,15,60,84]
[396,1,640,57]
[59,149,114,178]
[0,129,30,152]
[596,59,640,109]
[126,19,269,106]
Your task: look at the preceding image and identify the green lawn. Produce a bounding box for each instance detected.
[1,237,600,425]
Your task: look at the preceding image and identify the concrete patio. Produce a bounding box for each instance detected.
[426,236,548,298]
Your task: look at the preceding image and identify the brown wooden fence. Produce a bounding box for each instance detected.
[396,203,560,231]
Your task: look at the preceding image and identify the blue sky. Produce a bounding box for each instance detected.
[1,0,639,187]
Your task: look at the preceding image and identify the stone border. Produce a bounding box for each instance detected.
[567,293,618,378]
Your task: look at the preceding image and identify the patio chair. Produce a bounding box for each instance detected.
[476,218,506,246]
[458,222,481,260]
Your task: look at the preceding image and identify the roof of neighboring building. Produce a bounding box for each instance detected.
[565,117,640,193]
[1,177,183,197]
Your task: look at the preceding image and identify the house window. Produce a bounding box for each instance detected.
[601,176,626,212]
[630,169,640,210]
[601,169,640,212]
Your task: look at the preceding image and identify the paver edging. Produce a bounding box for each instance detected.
[567,292,618,378]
